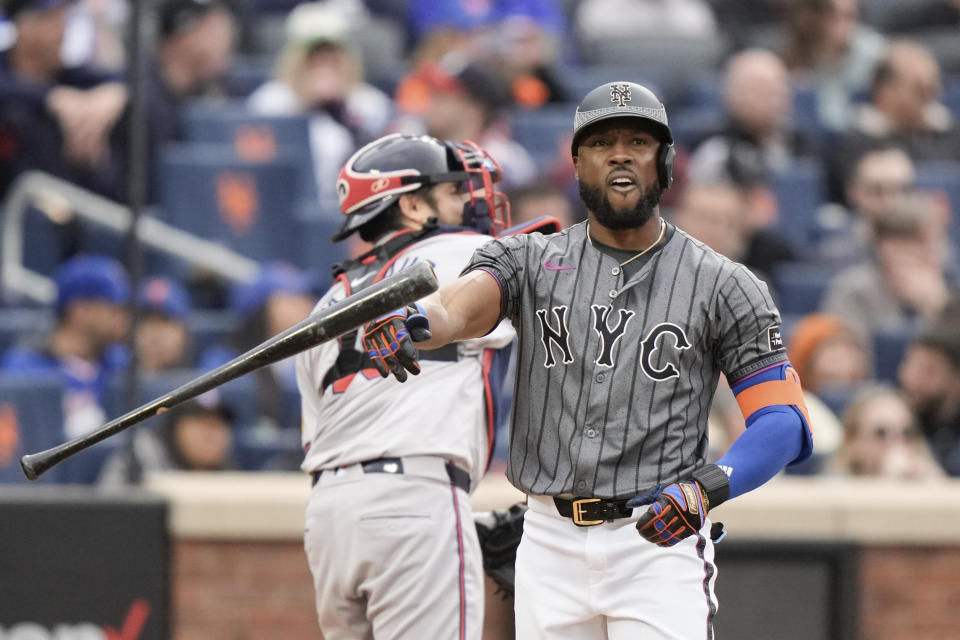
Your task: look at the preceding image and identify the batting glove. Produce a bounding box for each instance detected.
[628,464,730,547]
[362,302,431,382]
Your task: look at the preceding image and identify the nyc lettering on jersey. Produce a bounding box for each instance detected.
[536,305,691,381]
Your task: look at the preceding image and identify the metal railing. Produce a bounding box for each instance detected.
[1,171,259,304]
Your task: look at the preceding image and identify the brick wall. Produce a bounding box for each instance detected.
[860,546,960,640]
[171,540,515,640]
[172,539,960,639]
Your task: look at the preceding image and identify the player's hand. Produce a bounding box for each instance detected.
[629,480,706,547]
[362,302,431,382]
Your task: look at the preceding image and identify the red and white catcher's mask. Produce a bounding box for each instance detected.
[333,133,510,240]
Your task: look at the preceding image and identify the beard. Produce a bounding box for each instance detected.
[579,179,663,230]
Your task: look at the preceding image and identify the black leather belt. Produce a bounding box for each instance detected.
[553,496,634,526]
[311,457,471,493]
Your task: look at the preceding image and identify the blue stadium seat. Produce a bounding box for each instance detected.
[771,263,837,315]
[0,373,65,484]
[509,104,574,166]
[58,438,121,484]
[160,144,301,264]
[914,161,960,249]
[234,424,302,471]
[186,310,241,362]
[669,107,723,150]
[873,327,912,383]
[770,159,827,248]
[560,65,665,104]
[181,105,317,201]
[294,214,352,287]
[0,308,53,354]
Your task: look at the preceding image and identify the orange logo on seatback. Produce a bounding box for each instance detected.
[0,403,20,467]
[216,172,258,236]
[234,126,277,162]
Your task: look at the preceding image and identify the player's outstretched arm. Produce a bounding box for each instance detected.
[363,270,503,381]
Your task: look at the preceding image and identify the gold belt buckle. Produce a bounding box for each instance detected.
[571,498,603,526]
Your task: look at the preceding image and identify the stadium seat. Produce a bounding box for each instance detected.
[914,161,960,249]
[159,144,301,264]
[771,262,837,315]
[58,438,120,484]
[234,424,302,471]
[509,104,573,166]
[181,104,317,201]
[0,308,53,354]
[873,327,912,383]
[560,65,665,104]
[0,373,65,484]
[187,310,242,362]
[770,159,827,248]
[581,35,729,95]
[294,214,352,285]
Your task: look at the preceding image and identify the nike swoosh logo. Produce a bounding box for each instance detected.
[544,260,576,271]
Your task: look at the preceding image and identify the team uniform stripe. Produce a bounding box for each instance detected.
[735,379,810,422]
[449,485,467,640]
[696,533,717,639]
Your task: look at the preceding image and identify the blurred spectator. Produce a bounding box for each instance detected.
[0,254,129,439]
[780,0,887,130]
[688,48,817,183]
[575,0,717,42]
[487,14,568,108]
[833,39,960,191]
[248,1,392,205]
[898,325,960,475]
[821,193,955,341]
[0,0,128,199]
[135,276,192,374]
[407,0,565,43]
[399,60,536,188]
[816,142,916,267]
[670,181,747,261]
[61,0,127,70]
[669,179,796,291]
[829,384,944,479]
[98,390,236,484]
[710,0,784,50]
[199,263,314,430]
[507,180,578,228]
[142,0,237,200]
[788,313,872,394]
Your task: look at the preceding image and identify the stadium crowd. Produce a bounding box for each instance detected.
[0,0,958,484]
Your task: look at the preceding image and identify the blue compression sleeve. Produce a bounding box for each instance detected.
[715,407,805,500]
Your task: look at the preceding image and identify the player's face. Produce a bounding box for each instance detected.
[427,182,471,226]
[573,119,663,230]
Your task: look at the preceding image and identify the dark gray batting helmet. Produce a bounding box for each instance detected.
[571,82,675,189]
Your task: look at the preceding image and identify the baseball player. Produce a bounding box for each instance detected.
[296,133,517,639]
[363,82,814,639]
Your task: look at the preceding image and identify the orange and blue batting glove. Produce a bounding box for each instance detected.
[629,464,729,547]
[362,302,431,382]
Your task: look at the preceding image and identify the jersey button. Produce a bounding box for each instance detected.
[608,289,617,298]
[611,266,621,276]
[595,373,605,383]
[576,480,587,491]
[585,428,597,438]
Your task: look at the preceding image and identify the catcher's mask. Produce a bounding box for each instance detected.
[333,133,510,241]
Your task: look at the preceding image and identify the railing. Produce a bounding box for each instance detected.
[1,171,259,304]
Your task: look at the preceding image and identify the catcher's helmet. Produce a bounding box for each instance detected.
[571,82,675,190]
[333,133,510,241]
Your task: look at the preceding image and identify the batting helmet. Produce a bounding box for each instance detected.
[571,82,675,190]
[333,133,510,241]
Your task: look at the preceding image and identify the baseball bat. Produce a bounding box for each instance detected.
[20,262,439,481]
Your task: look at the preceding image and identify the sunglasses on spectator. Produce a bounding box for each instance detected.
[866,423,919,441]
[860,181,915,197]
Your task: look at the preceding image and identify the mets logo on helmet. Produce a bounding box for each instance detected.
[610,83,631,107]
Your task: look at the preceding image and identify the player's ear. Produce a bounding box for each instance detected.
[398,193,428,225]
[572,153,580,180]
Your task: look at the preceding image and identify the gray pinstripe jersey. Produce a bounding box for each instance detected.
[464,221,787,498]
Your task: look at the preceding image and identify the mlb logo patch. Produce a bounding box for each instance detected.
[768,326,784,351]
